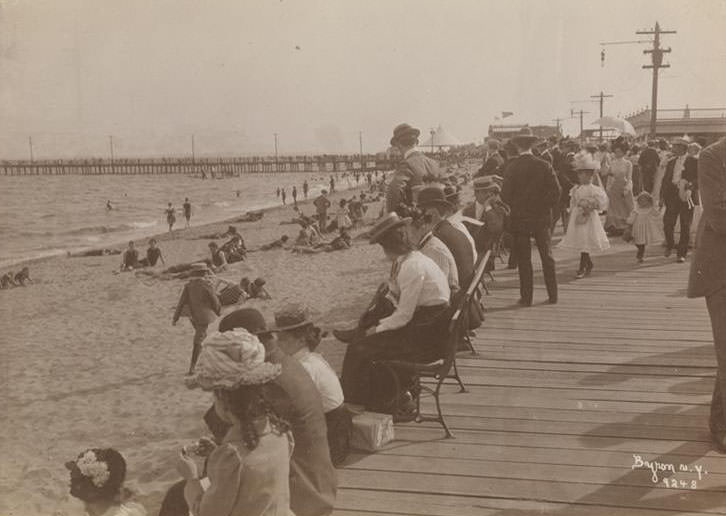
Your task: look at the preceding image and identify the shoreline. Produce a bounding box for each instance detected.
[0,176,380,274]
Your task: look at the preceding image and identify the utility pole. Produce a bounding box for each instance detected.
[590,91,614,141]
[637,21,676,137]
[28,136,34,162]
[191,134,196,162]
[359,131,363,159]
[109,135,114,174]
[273,133,279,172]
[429,128,435,154]
[551,117,565,135]
[570,109,590,142]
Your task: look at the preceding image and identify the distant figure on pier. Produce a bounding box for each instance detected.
[330,175,335,193]
[292,186,298,206]
[277,187,281,198]
[165,203,176,232]
[183,198,192,228]
[281,188,287,205]
[303,180,309,199]
[106,200,113,211]
[314,190,331,233]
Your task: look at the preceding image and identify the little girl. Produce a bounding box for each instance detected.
[178,329,294,516]
[65,448,146,516]
[625,191,664,263]
[559,152,611,278]
[336,198,352,231]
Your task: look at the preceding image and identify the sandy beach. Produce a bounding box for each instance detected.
[0,168,473,516]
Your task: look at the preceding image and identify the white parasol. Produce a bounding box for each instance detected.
[591,116,636,136]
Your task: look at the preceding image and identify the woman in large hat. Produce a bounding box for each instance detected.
[336,213,451,419]
[604,138,635,235]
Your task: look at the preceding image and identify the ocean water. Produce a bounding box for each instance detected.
[0,171,365,267]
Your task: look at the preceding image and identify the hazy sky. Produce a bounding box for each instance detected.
[1,0,725,158]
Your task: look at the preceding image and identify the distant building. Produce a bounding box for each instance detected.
[625,107,726,144]
[488,124,561,141]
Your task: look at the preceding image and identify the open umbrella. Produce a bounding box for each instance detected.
[592,116,636,136]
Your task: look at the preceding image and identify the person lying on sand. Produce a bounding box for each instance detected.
[0,272,15,289]
[194,225,240,240]
[279,212,316,226]
[65,448,146,516]
[219,229,246,263]
[240,277,272,299]
[135,262,210,281]
[233,211,264,223]
[292,228,352,254]
[120,241,140,272]
[68,248,121,258]
[249,235,290,252]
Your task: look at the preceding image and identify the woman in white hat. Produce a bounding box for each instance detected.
[558,152,611,278]
[177,329,294,516]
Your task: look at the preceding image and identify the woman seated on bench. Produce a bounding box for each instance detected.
[334,213,451,420]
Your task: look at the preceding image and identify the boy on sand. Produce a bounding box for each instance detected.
[183,198,192,228]
[138,239,165,267]
[165,203,176,232]
[120,241,140,271]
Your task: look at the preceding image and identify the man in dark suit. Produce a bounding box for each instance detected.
[638,140,661,194]
[476,138,505,177]
[461,176,509,258]
[688,137,726,453]
[385,123,440,213]
[660,138,699,262]
[501,128,561,306]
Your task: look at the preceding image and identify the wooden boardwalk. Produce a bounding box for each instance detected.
[334,243,726,515]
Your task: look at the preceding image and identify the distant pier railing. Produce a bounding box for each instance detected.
[0,155,395,176]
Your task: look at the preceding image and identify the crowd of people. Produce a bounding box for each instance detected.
[60,122,725,516]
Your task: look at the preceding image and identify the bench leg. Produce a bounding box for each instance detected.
[452,360,467,393]
[434,380,453,438]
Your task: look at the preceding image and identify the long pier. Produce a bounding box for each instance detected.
[0,155,395,176]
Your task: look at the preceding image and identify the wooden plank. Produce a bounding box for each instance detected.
[338,470,726,514]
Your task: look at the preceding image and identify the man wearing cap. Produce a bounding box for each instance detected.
[461,176,510,257]
[476,138,505,178]
[336,213,450,417]
[314,190,331,233]
[172,267,222,374]
[501,127,561,306]
[660,138,699,262]
[687,137,726,453]
[385,123,440,213]
[216,307,337,516]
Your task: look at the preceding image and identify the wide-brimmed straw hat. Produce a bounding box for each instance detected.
[416,185,453,210]
[368,212,412,244]
[573,152,600,171]
[267,303,315,332]
[671,137,689,147]
[511,127,539,147]
[473,176,502,193]
[186,329,281,390]
[390,123,421,146]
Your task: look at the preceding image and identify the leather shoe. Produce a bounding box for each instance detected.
[677,256,686,263]
[516,298,532,307]
[547,297,558,305]
[333,328,362,344]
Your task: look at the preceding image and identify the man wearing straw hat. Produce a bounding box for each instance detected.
[461,175,509,257]
[660,137,699,263]
[501,127,561,306]
[476,138,505,177]
[687,137,726,453]
[385,123,440,213]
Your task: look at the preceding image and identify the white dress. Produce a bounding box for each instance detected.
[626,207,664,245]
[559,184,611,253]
[99,502,147,516]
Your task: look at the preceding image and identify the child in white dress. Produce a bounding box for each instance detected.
[65,448,146,516]
[559,152,611,278]
[625,191,664,263]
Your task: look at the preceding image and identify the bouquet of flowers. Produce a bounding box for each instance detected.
[575,197,601,225]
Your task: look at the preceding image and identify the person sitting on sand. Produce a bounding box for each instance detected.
[242,277,271,300]
[13,267,32,286]
[120,241,140,271]
[207,242,228,273]
[138,239,165,267]
[172,265,221,374]
[216,277,250,306]
[178,329,294,516]
[294,228,352,254]
[293,222,322,248]
[65,448,146,516]
[1,272,15,289]
[274,304,351,466]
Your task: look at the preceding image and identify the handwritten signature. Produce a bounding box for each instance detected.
[631,454,707,485]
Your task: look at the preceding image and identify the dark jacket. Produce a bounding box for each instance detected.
[688,138,726,298]
[461,200,509,254]
[385,151,440,212]
[475,152,504,178]
[501,153,561,232]
[661,155,699,207]
[172,278,221,325]
[432,220,474,287]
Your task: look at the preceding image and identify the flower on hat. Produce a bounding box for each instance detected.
[74,450,111,488]
[186,329,282,390]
